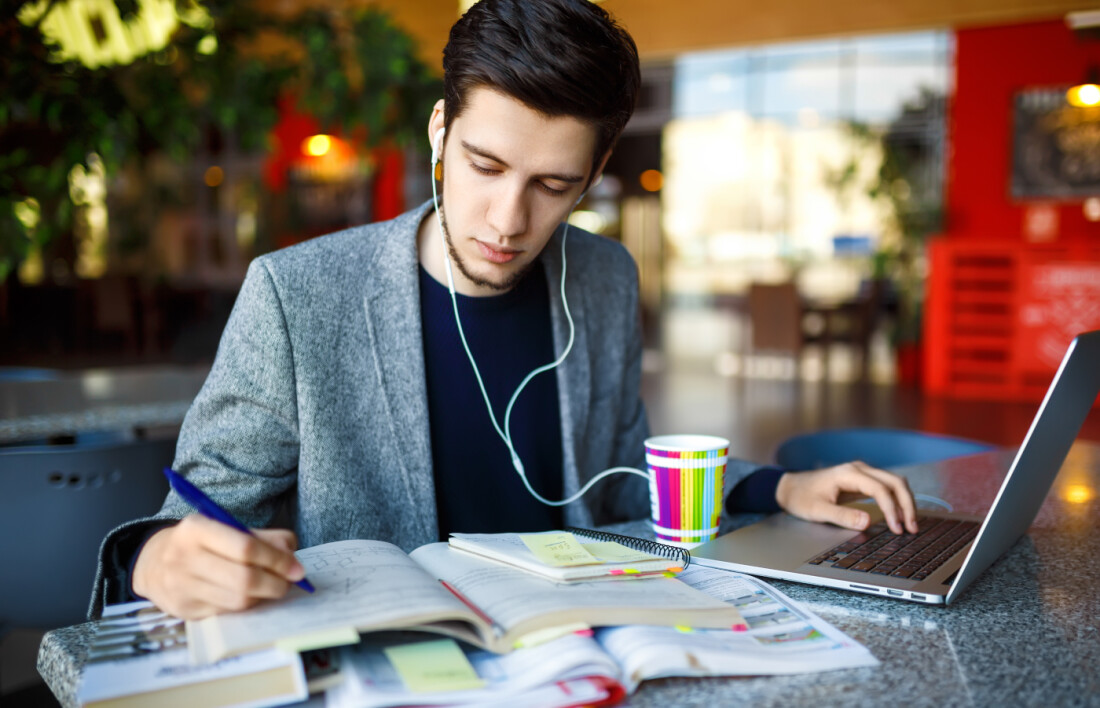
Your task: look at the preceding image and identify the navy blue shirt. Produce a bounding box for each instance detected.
[419,265,564,538]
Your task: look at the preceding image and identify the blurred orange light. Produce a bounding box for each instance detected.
[303,134,333,157]
[204,165,224,187]
[1067,83,1100,107]
[1063,484,1095,504]
[639,169,663,192]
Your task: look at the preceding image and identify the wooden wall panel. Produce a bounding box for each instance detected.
[261,0,1097,66]
[602,0,1098,58]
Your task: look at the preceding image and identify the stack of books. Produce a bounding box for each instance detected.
[78,530,877,708]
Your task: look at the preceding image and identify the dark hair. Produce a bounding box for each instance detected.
[442,0,640,182]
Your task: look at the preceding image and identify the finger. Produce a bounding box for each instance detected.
[852,463,919,533]
[187,515,306,582]
[840,465,904,534]
[188,550,294,610]
[254,528,300,554]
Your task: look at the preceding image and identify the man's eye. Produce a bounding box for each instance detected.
[538,182,568,197]
[470,162,499,175]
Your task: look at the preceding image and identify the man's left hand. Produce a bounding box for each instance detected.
[775,462,919,535]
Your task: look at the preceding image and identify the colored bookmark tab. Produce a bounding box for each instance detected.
[580,540,662,563]
[512,622,592,649]
[383,639,484,693]
[519,532,599,567]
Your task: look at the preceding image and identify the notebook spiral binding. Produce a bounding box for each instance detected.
[565,526,691,568]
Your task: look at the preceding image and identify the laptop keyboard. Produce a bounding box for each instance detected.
[807,516,980,581]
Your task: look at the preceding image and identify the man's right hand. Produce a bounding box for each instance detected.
[132,514,306,619]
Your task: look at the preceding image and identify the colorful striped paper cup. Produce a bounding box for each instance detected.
[645,434,729,548]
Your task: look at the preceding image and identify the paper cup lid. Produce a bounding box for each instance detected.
[644,434,730,452]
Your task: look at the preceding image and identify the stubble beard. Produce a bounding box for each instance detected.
[438,201,534,293]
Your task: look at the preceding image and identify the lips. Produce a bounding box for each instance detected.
[475,239,520,264]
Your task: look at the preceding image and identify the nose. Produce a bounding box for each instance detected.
[485,180,528,240]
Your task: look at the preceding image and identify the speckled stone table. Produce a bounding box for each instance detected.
[39,442,1100,707]
[0,366,207,443]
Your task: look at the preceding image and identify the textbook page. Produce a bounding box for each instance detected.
[188,540,475,663]
[325,631,622,708]
[409,542,745,650]
[596,566,879,692]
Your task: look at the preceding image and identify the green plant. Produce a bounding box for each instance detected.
[0,0,441,280]
[832,88,946,344]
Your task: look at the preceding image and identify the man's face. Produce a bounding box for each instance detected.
[428,87,599,296]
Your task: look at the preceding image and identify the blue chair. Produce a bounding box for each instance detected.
[775,427,995,471]
[0,436,174,635]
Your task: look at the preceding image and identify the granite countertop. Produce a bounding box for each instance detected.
[39,442,1100,707]
[0,366,207,443]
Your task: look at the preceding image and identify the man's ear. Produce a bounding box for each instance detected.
[589,149,613,188]
[426,99,445,153]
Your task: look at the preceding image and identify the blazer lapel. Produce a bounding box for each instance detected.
[360,205,437,540]
[542,226,592,520]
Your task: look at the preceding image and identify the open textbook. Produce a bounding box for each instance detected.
[324,566,878,707]
[187,539,746,664]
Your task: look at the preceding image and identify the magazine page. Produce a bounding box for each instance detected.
[79,601,306,708]
[597,566,879,692]
[325,631,621,707]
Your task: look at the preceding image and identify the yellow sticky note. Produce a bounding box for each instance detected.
[519,532,599,567]
[274,626,359,654]
[383,639,485,693]
[579,540,662,563]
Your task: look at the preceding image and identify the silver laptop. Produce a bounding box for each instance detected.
[693,329,1100,605]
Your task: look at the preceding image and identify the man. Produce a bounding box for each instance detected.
[92,0,917,621]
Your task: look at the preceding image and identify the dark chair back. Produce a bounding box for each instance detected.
[776,427,995,471]
[0,437,174,631]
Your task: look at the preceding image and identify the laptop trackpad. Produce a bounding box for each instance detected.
[696,514,860,571]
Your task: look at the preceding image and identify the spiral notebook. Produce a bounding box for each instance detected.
[448,528,690,582]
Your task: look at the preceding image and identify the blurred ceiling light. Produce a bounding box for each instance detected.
[303,134,334,157]
[640,169,663,192]
[18,0,211,68]
[204,165,224,187]
[1066,82,1100,107]
[1062,484,1095,504]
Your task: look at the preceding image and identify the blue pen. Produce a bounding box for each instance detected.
[162,467,315,593]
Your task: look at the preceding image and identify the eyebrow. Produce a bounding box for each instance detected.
[460,140,586,184]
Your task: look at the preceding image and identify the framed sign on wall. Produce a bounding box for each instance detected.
[1011,88,1100,199]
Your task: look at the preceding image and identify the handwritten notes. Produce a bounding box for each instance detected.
[383,639,484,693]
[519,532,599,567]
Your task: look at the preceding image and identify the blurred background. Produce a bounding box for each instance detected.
[3,0,1100,702]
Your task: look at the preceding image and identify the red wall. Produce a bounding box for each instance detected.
[948,19,1100,242]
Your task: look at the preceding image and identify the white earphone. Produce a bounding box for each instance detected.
[428,123,647,507]
[431,127,445,165]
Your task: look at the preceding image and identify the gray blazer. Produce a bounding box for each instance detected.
[90,201,761,617]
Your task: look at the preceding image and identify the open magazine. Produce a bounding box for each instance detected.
[77,601,307,708]
[324,566,878,707]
